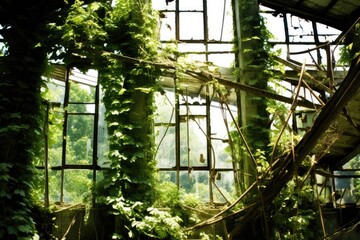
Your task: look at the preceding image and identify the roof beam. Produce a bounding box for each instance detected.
[83,49,320,109]
[295,0,305,8]
[322,0,339,15]
[259,0,345,30]
[333,142,360,168]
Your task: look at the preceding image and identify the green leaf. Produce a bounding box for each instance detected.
[17,224,32,233]
[14,189,26,197]
[135,87,152,93]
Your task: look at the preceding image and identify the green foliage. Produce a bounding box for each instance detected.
[131,208,185,240]
[153,180,203,229]
[47,0,108,64]
[0,4,48,236]
[254,149,269,174]
[199,232,224,240]
[47,6,163,238]
[71,0,180,239]
[338,23,360,65]
[232,1,275,161]
[30,204,56,240]
[0,163,35,239]
[153,181,180,209]
[269,178,321,239]
[229,3,320,238]
[109,196,187,240]
[267,99,301,156]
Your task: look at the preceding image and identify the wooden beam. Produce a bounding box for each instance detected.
[83,49,319,109]
[228,57,360,238]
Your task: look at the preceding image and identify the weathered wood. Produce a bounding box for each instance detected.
[77,49,320,109]
[228,57,360,239]
[273,55,331,93]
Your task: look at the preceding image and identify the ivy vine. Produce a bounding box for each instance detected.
[48,0,187,238]
[0,2,53,238]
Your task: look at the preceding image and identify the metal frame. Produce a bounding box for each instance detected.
[38,67,100,205]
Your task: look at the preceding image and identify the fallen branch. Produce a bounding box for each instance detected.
[227,57,360,239]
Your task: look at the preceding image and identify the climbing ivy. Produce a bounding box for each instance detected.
[1,0,168,238]
[0,2,52,238]
[234,0,271,153]
[228,2,323,238]
[48,0,189,238]
[97,1,178,238]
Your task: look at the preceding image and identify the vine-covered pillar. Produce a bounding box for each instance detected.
[96,1,161,237]
[99,0,159,204]
[233,0,270,191]
[0,3,48,238]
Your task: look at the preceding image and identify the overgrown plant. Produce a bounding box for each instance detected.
[269,178,322,239]
[231,0,275,197]
[40,0,200,238]
[96,1,163,238]
[339,23,360,66]
[227,2,323,238]
[0,1,55,238]
[0,0,186,238]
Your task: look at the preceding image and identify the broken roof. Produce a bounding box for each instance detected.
[259,0,360,31]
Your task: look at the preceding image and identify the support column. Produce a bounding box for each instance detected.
[233,0,270,191]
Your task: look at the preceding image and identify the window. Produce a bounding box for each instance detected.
[153,0,237,204]
[37,67,106,205]
[154,88,237,204]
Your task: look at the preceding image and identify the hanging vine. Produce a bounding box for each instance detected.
[0,1,57,238]
[49,0,188,238]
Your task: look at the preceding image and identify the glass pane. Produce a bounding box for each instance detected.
[152,0,175,10]
[288,44,317,65]
[316,23,341,42]
[48,110,64,167]
[66,115,94,165]
[210,104,235,168]
[185,54,206,63]
[180,171,209,202]
[179,0,203,11]
[178,43,206,52]
[46,79,65,104]
[179,104,206,115]
[70,68,98,86]
[69,81,96,103]
[287,15,314,43]
[261,7,286,42]
[95,169,105,184]
[63,170,93,203]
[207,0,233,41]
[68,103,95,114]
[212,171,235,203]
[342,154,360,169]
[159,171,177,184]
[155,126,176,168]
[180,118,207,167]
[207,43,233,52]
[333,170,360,206]
[180,12,204,40]
[98,93,109,167]
[212,140,232,168]
[49,170,62,203]
[159,12,176,41]
[208,53,235,68]
[155,91,175,123]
